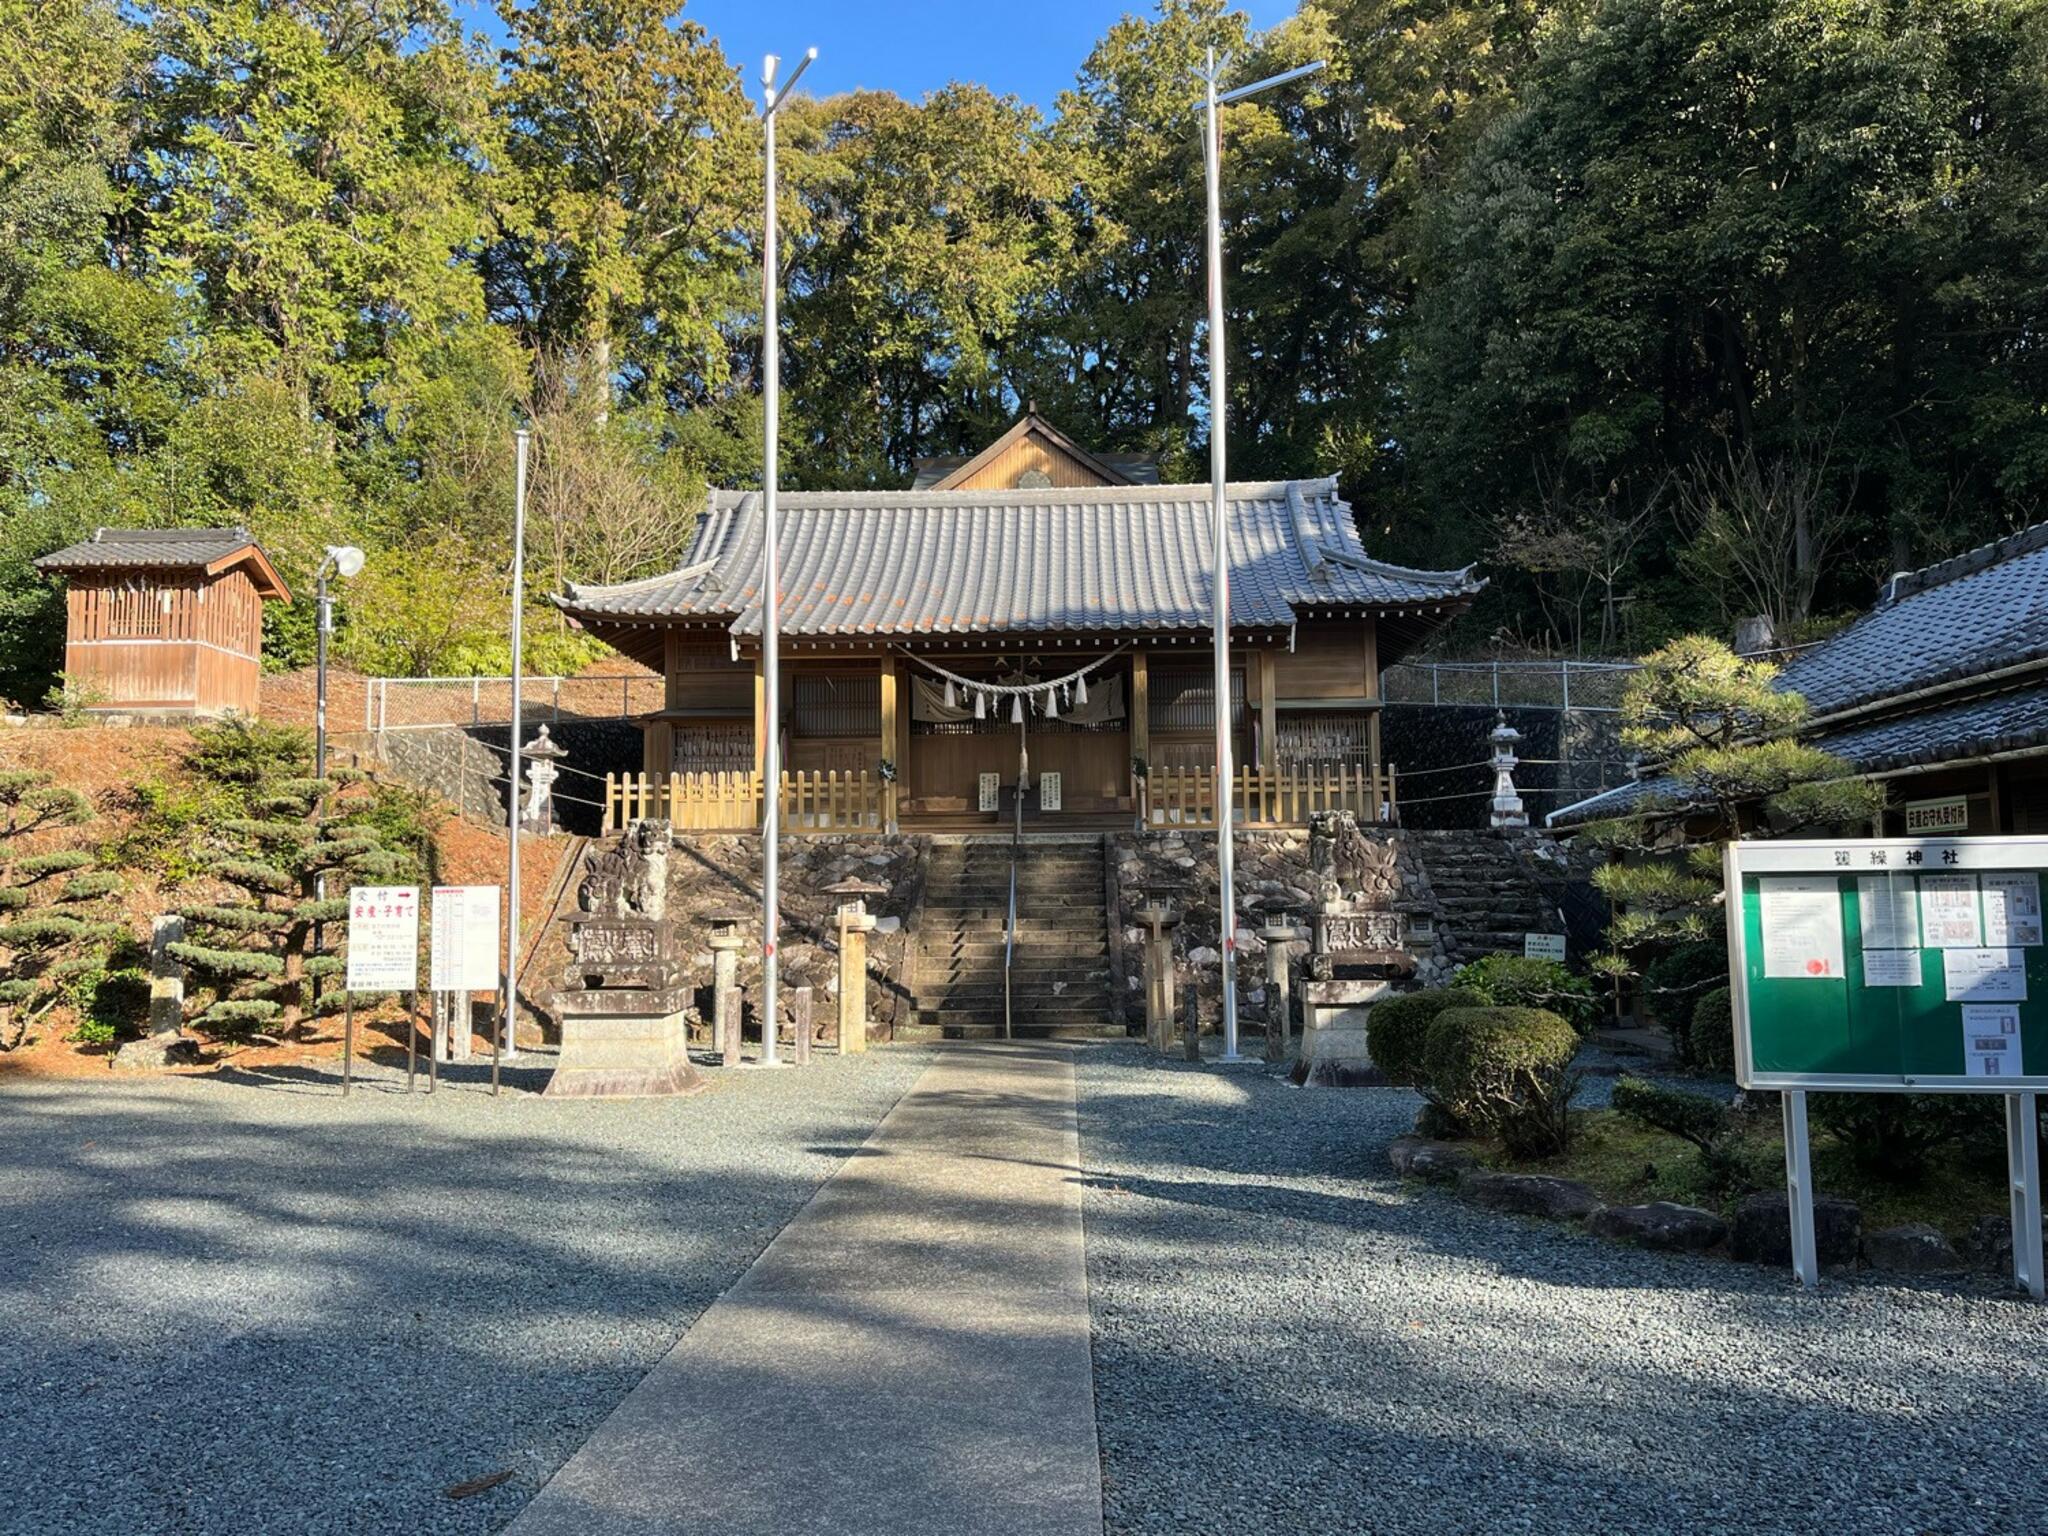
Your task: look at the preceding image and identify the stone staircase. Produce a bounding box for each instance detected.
[1409,830,1561,962]
[907,837,1119,1038]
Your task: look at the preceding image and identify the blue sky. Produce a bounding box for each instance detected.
[460,2,1302,110]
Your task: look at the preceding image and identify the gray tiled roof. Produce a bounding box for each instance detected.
[35,526,264,572]
[1549,681,2048,829]
[1550,520,2048,829]
[557,478,1482,639]
[1773,522,2048,717]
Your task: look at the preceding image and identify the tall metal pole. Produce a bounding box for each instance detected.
[1196,52,1324,1066]
[503,428,529,1064]
[755,47,814,1067]
[1202,50,1243,1063]
[760,65,783,1066]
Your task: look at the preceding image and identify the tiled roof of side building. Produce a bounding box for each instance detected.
[1549,681,2048,830]
[556,478,1482,638]
[1773,521,2048,718]
[35,526,263,571]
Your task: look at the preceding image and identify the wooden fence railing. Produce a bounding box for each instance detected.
[1145,762,1396,828]
[603,770,891,835]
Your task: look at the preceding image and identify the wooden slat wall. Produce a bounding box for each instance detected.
[62,569,265,714]
[949,432,1110,490]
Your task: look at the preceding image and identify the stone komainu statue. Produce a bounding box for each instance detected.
[1307,809,1397,906]
[576,820,669,922]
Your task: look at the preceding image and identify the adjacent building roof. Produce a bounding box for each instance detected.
[1769,521,2048,719]
[35,527,291,600]
[1549,520,2048,829]
[556,478,1482,647]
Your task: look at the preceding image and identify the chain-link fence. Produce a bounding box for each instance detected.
[362,674,664,732]
[1381,658,1640,712]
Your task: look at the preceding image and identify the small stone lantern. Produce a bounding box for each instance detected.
[1256,900,1302,1063]
[1488,712,1528,830]
[521,723,568,836]
[1137,877,1186,1053]
[823,877,888,1054]
[705,909,749,1065]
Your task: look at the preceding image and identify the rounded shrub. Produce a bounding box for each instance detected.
[1688,986,1735,1072]
[1368,986,1486,1088]
[1452,953,1597,1033]
[1423,1005,1581,1158]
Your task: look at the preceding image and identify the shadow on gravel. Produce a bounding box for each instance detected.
[0,1053,938,1536]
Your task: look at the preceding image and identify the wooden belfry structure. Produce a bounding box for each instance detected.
[571,408,1485,835]
[35,527,291,717]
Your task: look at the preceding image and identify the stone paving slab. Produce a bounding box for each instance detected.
[504,1042,1103,1536]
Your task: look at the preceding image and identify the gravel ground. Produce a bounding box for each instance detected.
[1076,1044,2044,1536]
[0,1047,937,1536]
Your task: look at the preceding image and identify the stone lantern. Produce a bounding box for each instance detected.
[521,723,568,836]
[1488,712,1528,830]
[823,877,888,1054]
[1137,877,1186,1053]
[1254,898,1302,1063]
[705,909,749,1066]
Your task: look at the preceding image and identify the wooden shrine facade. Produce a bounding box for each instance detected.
[564,413,1483,834]
[35,527,291,717]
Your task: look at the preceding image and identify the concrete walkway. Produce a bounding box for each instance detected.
[505,1042,1103,1536]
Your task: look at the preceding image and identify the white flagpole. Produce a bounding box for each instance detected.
[759,47,815,1066]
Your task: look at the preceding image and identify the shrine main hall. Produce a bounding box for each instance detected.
[561,410,1481,834]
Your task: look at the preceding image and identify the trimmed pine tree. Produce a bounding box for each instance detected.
[0,769,133,1047]
[167,720,418,1038]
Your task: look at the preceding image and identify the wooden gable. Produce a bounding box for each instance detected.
[929,411,1137,492]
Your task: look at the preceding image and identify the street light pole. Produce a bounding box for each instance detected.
[759,46,815,1067]
[1197,49,1325,1065]
[502,428,529,1068]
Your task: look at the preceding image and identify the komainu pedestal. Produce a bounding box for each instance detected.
[1299,811,1413,1073]
[547,822,705,1099]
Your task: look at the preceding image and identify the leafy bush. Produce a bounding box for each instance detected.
[1612,1075,1750,1189]
[1811,1094,1993,1182]
[1452,954,1597,1033]
[1423,1005,1581,1158]
[1641,940,1728,1033]
[1688,986,1735,1072]
[1369,986,1487,1088]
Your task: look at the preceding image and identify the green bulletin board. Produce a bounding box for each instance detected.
[1725,837,2048,1091]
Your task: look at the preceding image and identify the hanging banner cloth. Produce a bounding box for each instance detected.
[910,672,1126,727]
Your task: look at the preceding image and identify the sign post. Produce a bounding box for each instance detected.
[1726,838,2047,1296]
[431,885,500,1092]
[344,886,421,1096]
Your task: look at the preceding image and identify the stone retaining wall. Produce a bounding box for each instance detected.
[1109,828,1457,1026]
[656,834,928,1043]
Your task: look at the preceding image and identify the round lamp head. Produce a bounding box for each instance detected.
[326,545,366,579]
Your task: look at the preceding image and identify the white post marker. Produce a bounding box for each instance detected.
[1194,49,1324,1066]
[2010,1090,2044,1300]
[758,45,816,1067]
[1780,1089,1819,1290]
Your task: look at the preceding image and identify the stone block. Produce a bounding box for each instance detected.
[1388,1136,1476,1184]
[1457,1170,1601,1222]
[1587,1201,1727,1252]
[1863,1222,1965,1275]
[1729,1192,1861,1268]
[545,1000,705,1099]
